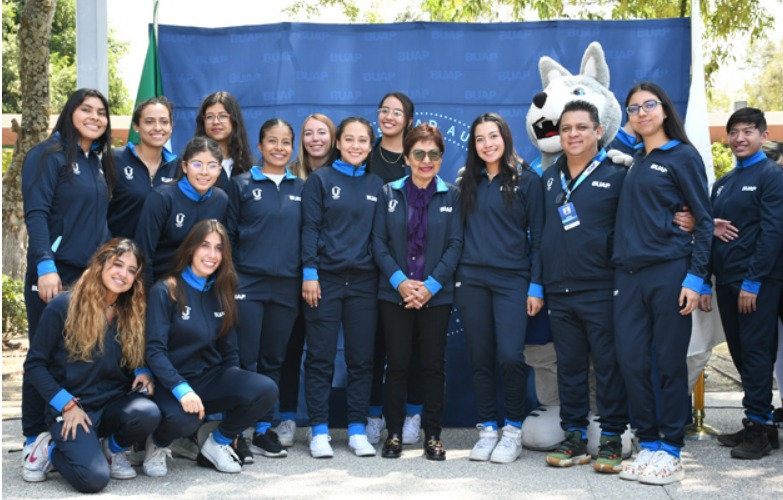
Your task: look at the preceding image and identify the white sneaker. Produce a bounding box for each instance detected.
[22,433,52,482]
[170,436,199,461]
[639,450,685,485]
[199,433,242,473]
[102,438,137,479]
[349,434,377,457]
[276,419,296,447]
[402,414,422,445]
[127,443,146,467]
[619,448,657,481]
[366,416,386,445]
[469,424,499,461]
[490,425,523,463]
[142,436,171,477]
[309,432,334,459]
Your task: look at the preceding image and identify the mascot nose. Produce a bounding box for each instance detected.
[533,92,547,109]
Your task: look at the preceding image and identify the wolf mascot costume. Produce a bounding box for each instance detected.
[520,42,633,457]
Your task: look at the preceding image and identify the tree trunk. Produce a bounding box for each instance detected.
[2,0,58,280]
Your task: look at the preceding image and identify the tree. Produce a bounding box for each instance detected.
[285,0,780,89]
[2,0,132,115]
[743,37,783,111]
[2,0,58,280]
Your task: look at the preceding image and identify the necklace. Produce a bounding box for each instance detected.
[378,146,402,165]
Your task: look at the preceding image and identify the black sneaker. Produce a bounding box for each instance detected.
[232,436,255,464]
[249,430,288,458]
[772,407,783,426]
[593,434,622,473]
[731,418,772,459]
[718,422,779,449]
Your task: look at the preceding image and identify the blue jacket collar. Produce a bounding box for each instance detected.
[636,139,681,152]
[615,127,638,148]
[182,266,215,291]
[178,177,213,202]
[390,175,448,193]
[250,165,297,181]
[736,150,767,169]
[127,141,177,163]
[332,159,366,177]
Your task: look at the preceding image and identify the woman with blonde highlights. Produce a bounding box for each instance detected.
[23,238,162,492]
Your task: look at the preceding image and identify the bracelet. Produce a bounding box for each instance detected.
[63,399,78,413]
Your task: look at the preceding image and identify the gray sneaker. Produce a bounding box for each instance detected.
[102,438,137,479]
[143,436,171,477]
[22,433,52,482]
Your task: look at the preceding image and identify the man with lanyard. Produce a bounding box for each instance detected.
[701,107,783,459]
[540,100,629,473]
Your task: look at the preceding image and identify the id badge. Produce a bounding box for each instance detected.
[558,202,581,230]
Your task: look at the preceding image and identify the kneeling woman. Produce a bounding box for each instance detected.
[372,124,463,460]
[23,238,160,493]
[145,219,278,473]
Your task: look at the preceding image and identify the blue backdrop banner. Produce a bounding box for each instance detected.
[159,19,691,182]
[158,19,691,426]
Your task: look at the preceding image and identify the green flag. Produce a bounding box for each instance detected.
[127,0,162,144]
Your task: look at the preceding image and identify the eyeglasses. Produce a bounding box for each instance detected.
[188,161,221,172]
[378,107,405,118]
[204,113,231,124]
[411,149,443,161]
[626,99,663,116]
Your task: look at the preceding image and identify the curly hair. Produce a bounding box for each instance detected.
[64,238,147,368]
[166,219,238,337]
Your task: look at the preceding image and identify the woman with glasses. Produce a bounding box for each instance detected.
[613,82,712,485]
[366,92,426,446]
[135,136,229,287]
[457,113,544,465]
[226,119,303,459]
[195,91,254,190]
[372,123,463,461]
[109,97,179,239]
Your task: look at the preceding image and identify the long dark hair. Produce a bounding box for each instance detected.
[460,113,520,221]
[624,82,691,146]
[166,219,237,338]
[42,88,116,194]
[131,96,174,127]
[377,91,415,138]
[327,117,375,166]
[258,118,295,163]
[195,91,254,175]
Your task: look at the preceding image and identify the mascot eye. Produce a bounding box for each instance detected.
[572,87,586,96]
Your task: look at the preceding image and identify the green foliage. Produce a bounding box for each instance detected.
[2,0,131,115]
[712,141,733,180]
[743,37,783,111]
[2,274,27,341]
[2,148,12,175]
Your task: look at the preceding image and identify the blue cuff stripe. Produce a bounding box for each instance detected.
[681,273,704,293]
[423,276,442,296]
[528,283,544,299]
[303,267,319,281]
[172,382,194,401]
[700,283,712,295]
[390,270,406,291]
[741,279,761,294]
[37,260,57,277]
[133,367,152,377]
[50,389,75,412]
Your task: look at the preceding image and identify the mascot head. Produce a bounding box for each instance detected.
[525,42,621,168]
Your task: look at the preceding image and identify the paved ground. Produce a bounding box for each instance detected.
[3,341,782,499]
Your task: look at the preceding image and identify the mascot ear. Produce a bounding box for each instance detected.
[539,57,572,88]
[580,42,610,88]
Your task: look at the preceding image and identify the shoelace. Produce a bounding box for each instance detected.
[113,451,132,468]
[149,446,172,463]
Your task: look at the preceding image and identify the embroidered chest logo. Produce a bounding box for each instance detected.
[331,186,341,200]
[440,206,453,213]
[252,188,262,200]
[160,176,174,183]
[388,199,398,213]
[366,195,377,202]
[716,185,725,197]
[235,294,246,300]
[71,163,81,175]
[289,195,301,201]
[214,311,225,318]
[546,177,554,191]
[650,163,668,174]
[499,185,520,192]
[175,213,186,228]
[742,186,757,192]
[124,166,134,180]
[591,181,611,189]
[181,306,191,321]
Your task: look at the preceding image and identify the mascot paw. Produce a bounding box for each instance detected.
[455,166,465,185]
[586,413,634,459]
[521,405,564,451]
[606,149,633,167]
